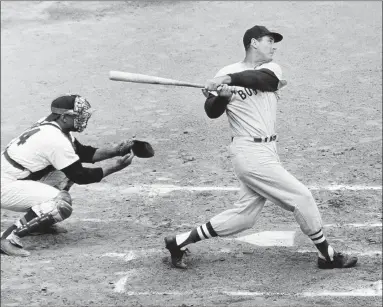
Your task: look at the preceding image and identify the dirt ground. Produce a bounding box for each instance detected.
[1,1,382,307]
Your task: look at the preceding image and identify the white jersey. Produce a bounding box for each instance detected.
[2,117,80,179]
[214,61,285,138]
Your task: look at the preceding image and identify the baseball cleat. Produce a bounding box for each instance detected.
[1,238,30,257]
[164,236,189,269]
[28,224,68,236]
[318,252,358,269]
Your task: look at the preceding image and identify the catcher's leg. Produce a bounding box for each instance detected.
[1,191,72,257]
[165,182,266,268]
[14,190,73,237]
[1,180,72,256]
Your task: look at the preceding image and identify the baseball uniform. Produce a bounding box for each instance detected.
[207,61,323,237]
[165,25,358,270]
[1,117,79,212]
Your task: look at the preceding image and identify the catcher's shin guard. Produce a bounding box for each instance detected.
[15,191,73,237]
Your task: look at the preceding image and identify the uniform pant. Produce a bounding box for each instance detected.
[210,137,323,236]
[1,158,73,213]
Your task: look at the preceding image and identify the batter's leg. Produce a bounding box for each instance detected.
[164,182,266,268]
[239,159,358,269]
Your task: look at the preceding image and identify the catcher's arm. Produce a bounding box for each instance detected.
[117,139,154,158]
[101,152,135,177]
[61,152,135,184]
[91,144,128,162]
[74,138,119,163]
[74,139,154,163]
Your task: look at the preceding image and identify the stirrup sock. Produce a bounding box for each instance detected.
[309,229,334,261]
[176,221,218,248]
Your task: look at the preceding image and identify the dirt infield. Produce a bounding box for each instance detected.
[1,1,382,306]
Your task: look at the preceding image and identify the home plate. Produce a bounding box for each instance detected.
[236,231,296,247]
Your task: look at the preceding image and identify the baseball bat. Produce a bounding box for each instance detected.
[109,71,204,89]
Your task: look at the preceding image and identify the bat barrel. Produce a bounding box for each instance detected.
[109,71,204,88]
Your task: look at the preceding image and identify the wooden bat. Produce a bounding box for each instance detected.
[109,71,204,88]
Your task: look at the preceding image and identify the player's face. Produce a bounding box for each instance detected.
[74,111,92,133]
[63,114,77,131]
[255,36,276,61]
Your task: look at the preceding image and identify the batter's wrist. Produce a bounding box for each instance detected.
[223,75,232,84]
[216,75,232,85]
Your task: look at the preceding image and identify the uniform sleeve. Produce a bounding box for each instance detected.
[228,69,280,92]
[214,67,229,78]
[61,160,103,185]
[260,62,283,80]
[204,93,230,118]
[48,136,80,170]
[259,62,287,90]
[204,68,232,118]
[74,138,98,163]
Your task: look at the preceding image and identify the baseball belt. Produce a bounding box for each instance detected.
[232,135,278,143]
[3,150,27,171]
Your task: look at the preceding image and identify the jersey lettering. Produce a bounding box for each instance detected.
[245,88,253,96]
[17,128,41,146]
[237,88,258,100]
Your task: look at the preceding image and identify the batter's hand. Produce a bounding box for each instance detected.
[201,88,210,98]
[217,84,236,98]
[204,75,231,91]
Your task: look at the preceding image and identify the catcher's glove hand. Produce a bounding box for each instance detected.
[117,140,154,158]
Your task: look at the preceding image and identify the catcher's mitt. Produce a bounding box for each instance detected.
[118,140,154,158]
[131,140,154,158]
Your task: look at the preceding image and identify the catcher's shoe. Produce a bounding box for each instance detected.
[164,236,189,269]
[28,224,68,236]
[1,232,30,257]
[318,252,358,269]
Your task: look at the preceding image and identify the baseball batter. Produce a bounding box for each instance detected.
[1,94,154,257]
[165,25,358,270]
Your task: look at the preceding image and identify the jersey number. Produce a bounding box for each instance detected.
[17,128,40,145]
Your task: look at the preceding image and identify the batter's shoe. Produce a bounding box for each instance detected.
[0,232,30,257]
[318,252,358,269]
[28,224,68,236]
[164,236,189,269]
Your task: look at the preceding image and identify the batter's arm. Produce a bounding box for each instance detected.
[207,69,280,92]
[204,93,231,119]
[228,69,280,91]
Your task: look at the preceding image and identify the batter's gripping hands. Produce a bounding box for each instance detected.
[118,140,154,158]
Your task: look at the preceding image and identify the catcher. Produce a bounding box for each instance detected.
[1,94,154,257]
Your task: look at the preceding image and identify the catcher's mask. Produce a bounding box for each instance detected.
[49,95,93,132]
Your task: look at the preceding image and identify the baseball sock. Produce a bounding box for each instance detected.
[309,229,334,261]
[1,225,17,239]
[3,209,39,239]
[175,221,218,248]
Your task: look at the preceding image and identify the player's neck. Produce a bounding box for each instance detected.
[242,53,270,68]
[54,120,71,134]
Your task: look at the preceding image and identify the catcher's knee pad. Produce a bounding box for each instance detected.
[55,190,72,206]
[32,191,73,223]
[15,195,72,237]
[16,194,73,237]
